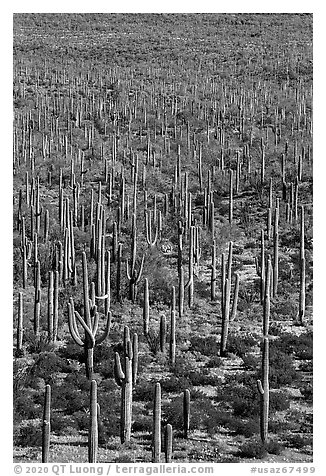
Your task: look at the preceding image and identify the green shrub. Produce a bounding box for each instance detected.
[205,356,223,368]
[189,335,219,357]
[238,438,268,459]
[286,434,313,449]
[160,375,191,393]
[30,352,71,383]
[14,420,43,447]
[227,333,259,358]
[269,347,298,387]
[300,383,313,402]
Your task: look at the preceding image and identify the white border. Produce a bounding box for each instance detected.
[2,3,324,474]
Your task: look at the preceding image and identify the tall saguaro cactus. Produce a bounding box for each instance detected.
[68,252,111,380]
[220,242,233,357]
[42,384,51,463]
[298,205,306,325]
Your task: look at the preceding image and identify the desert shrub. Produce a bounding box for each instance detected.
[238,437,283,458]
[299,360,313,372]
[51,373,90,413]
[189,335,219,356]
[72,410,90,431]
[205,356,223,368]
[268,323,284,336]
[241,354,259,370]
[215,411,260,437]
[164,394,218,434]
[132,415,152,433]
[300,383,313,402]
[269,347,298,387]
[270,391,291,412]
[29,352,71,383]
[133,379,156,402]
[286,434,313,449]
[227,332,259,357]
[14,420,43,447]
[187,441,226,462]
[265,440,284,455]
[187,370,220,387]
[238,438,268,458]
[272,331,312,360]
[14,391,41,420]
[58,342,84,362]
[51,413,78,435]
[160,375,191,393]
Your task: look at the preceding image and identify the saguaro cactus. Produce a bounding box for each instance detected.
[68,252,111,380]
[143,278,150,336]
[298,205,306,325]
[169,287,176,365]
[257,337,270,444]
[220,242,233,356]
[183,389,190,439]
[42,384,51,463]
[165,424,173,463]
[88,380,98,463]
[17,292,24,353]
[114,326,138,443]
[152,382,161,462]
[126,214,145,302]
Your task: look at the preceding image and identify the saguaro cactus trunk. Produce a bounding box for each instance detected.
[152,382,161,462]
[257,337,270,444]
[88,380,98,463]
[42,384,51,463]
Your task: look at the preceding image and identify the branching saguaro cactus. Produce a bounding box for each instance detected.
[68,252,111,380]
[257,337,270,444]
[42,384,51,463]
[183,389,190,439]
[126,213,145,302]
[88,380,98,463]
[152,382,161,462]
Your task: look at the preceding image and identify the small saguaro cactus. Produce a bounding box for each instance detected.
[88,380,98,463]
[183,389,190,439]
[42,384,51,463]
[165,424,173,463]
[68,252,111,380]
[257,337,270,444]
[152,382,162,462]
